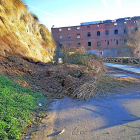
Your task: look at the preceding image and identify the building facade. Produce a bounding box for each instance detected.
[51,16,140,57]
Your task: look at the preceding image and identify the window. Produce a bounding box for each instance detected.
[97,41,101,47]
[68,44,71,47]
[124,39,127,44]
[59,35,62,39]
[114,23,117,25]
[77,27,80,29]
[106,30,109,35]
[88,42,91,47]
[59,29,62,31]
[124,29,127,34]
[114,29,118,34]
[97,31,100,36]
[105,40,109,45]
[107,40,109,45]
[68,34,71,39]
[87,32,91,37]
[134,27,138,32]
[97,25,100,27]
[87,26,90,28]
[77,33,80,38]
[68,28,71,30]
[134,21,137,23]
[115,39,118,45]
[105,24,108,27]
[77,43,81,47]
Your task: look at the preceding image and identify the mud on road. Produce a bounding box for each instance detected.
[23,67,140,140]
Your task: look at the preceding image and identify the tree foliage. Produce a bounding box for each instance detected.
[124,22,140,56]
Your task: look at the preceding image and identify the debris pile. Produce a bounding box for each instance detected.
[0,51,106,100]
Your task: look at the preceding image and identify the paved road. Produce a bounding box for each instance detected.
[25,67,140,140]
[104,63,140,75]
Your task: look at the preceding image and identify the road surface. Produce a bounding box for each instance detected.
[23,67,140,140]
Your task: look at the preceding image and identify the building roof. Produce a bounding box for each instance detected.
[52,16,140,29]
[80,16,140,26]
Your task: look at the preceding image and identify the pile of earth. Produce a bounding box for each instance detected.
[0,51,106,100]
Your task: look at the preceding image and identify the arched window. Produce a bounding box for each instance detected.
[97,31,100,36]
[124,29,127,34]
[77,33,80,38]
[77,43,81,47]
[106,30,109,35]
[114,29,118,34]
[124,39,127,44]
[107,40,109,45]
[87,32,91,37]
[134,27,138,32]
[97,41,101,47]
[68,34,71,39]
[88,42,91,47]
[59,35,62,39]
[68,44,71,47]
[115,40,118,45]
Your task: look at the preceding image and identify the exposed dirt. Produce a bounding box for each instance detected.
[0,51,106,100]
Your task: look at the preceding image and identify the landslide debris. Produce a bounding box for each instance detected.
[1,50,139,101]
[0,49,107,101]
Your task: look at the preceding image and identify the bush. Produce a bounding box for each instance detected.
[60,47,106,74]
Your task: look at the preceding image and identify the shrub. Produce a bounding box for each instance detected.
[31,13,39,21]
[60,47,106,74]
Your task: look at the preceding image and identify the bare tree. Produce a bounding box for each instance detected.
[124,22,140,57]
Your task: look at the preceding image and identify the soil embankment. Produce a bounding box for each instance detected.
[0,0,55,62]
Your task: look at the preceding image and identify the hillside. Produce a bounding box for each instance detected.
[0,0,56,62]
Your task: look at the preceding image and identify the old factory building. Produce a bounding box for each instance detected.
[51,16,140,57]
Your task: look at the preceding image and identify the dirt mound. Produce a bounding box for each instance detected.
[0,52,106,100]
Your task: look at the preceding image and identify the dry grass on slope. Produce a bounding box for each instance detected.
[0,0,56,62]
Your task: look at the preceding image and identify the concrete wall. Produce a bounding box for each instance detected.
[86,47,134,57]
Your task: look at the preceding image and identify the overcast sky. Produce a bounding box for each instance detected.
[23,0,140,31]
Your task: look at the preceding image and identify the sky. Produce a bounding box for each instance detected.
[23,0,140,31]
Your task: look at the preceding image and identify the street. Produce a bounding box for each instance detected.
[23,67,140,140]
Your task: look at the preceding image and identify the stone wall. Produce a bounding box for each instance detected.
[87,47,134,57]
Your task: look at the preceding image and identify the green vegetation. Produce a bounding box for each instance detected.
[0,74,47,140]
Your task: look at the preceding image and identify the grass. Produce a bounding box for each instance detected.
[0,74,48,140]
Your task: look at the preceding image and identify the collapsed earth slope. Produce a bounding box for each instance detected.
[0,0,56,62]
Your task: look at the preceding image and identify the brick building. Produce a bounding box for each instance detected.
[51,16,140,57]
